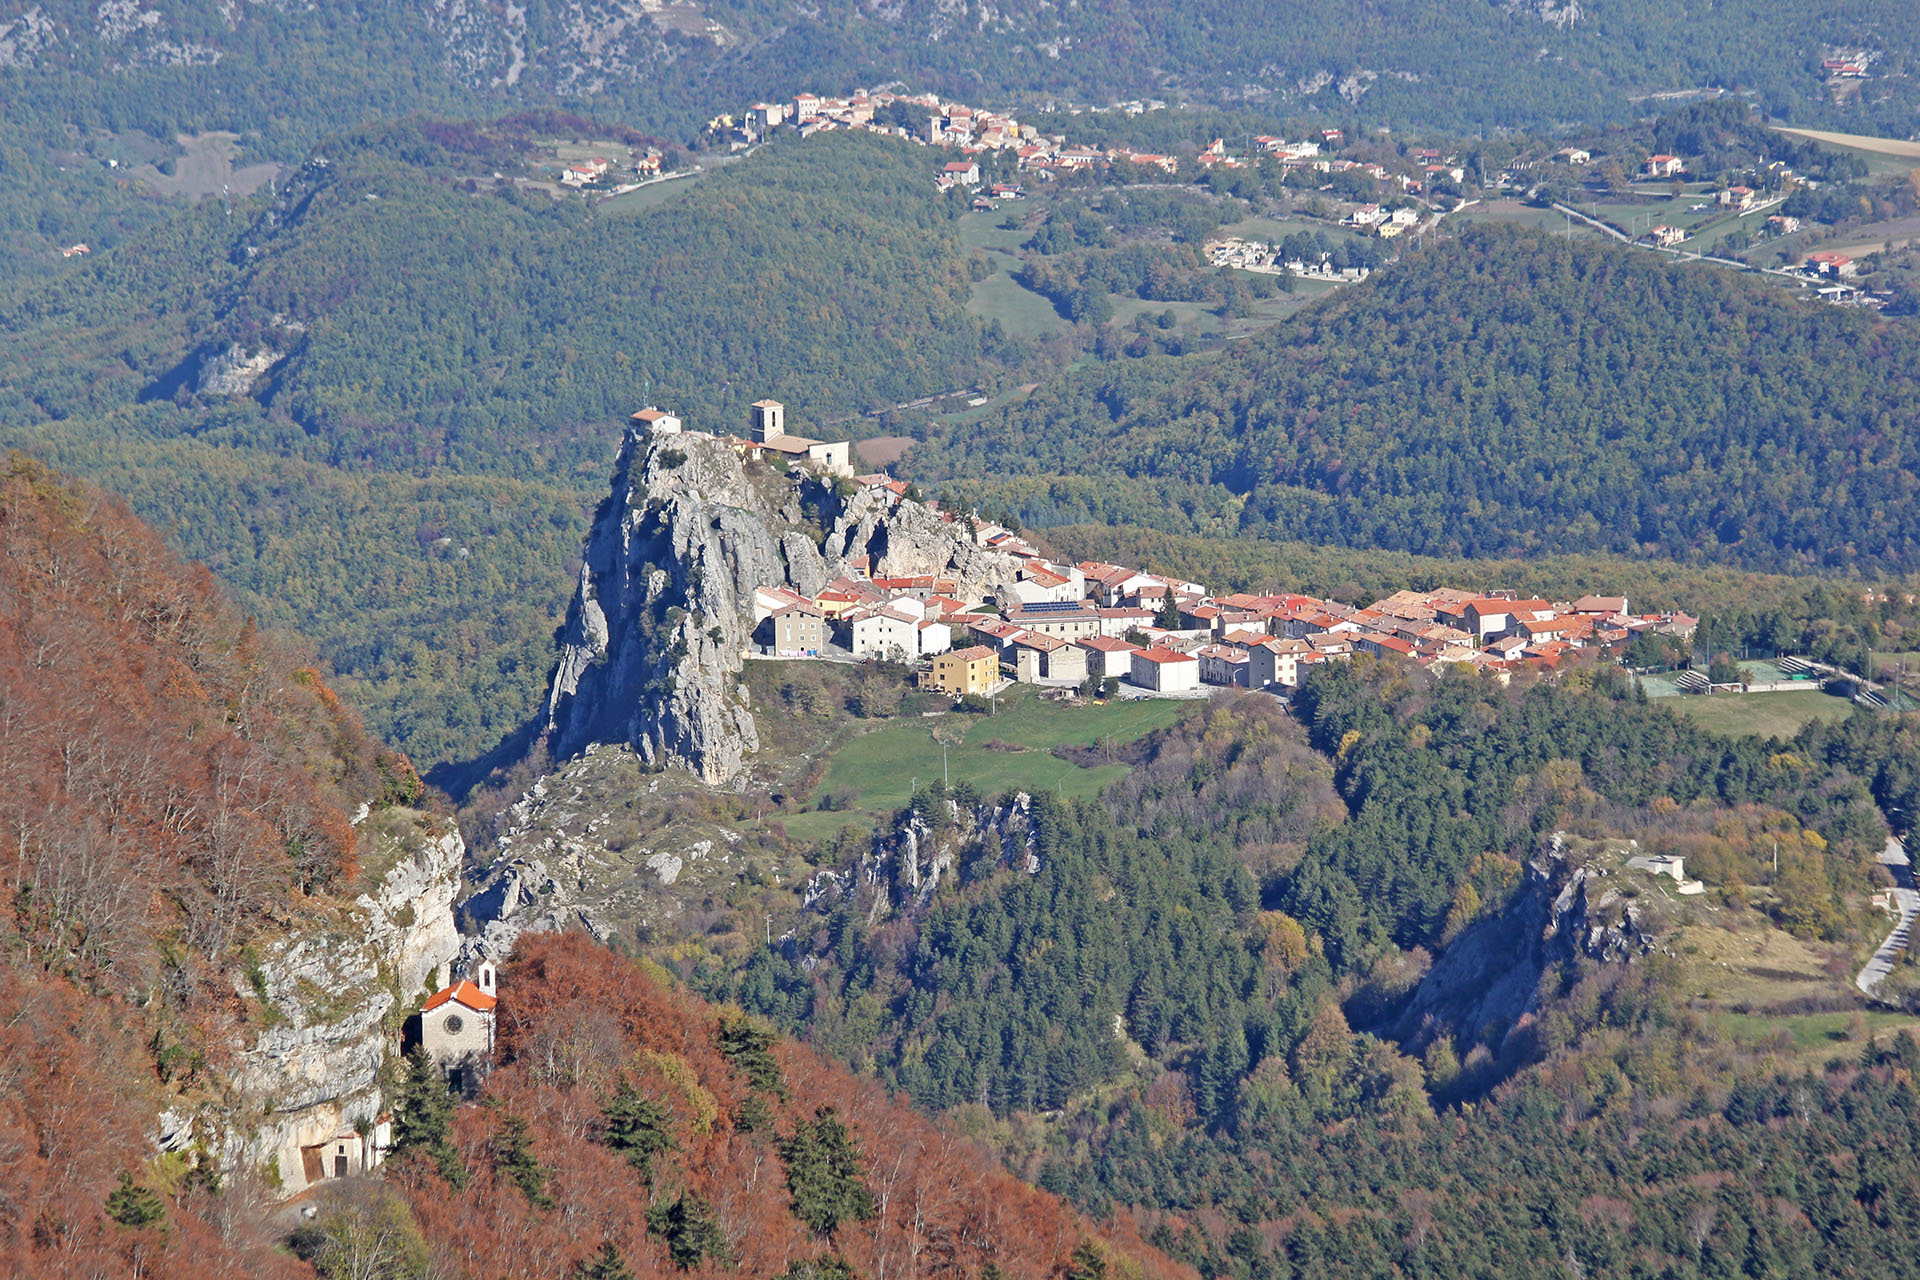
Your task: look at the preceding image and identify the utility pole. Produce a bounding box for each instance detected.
[943,742,949,786]
[765,913,773,945]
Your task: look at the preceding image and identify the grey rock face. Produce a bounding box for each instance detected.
[544,427,1020,786]
[1390,849,1658,1050]
[224,818,464,1197]
[197,342,284,396]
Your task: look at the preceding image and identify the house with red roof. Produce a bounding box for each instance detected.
[1130,646,1200,693]
[1076,635,1140,681]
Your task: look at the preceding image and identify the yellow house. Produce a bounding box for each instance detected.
[929,645,998,696]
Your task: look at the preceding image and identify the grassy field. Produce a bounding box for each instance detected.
[968,272,1070,339]
[1219,215,1368,246]
[135,131,280,199]
[782,691,1189,841]
[600,172,706,216]
[957,211,1071,340]
[1667,689,1855,739]
[1611,860,1920,1068]
[1456,201,1606,235]
[1775,126,1920,179]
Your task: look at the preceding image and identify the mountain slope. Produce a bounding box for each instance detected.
[916,226,1920,573]
[3,0,1916,149]
[0,455,445,1279]
[389,931,1195,1280]
[0,126,998,767]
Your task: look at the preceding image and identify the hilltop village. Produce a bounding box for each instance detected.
[712,87,1413,196]
[635,401,1699,702]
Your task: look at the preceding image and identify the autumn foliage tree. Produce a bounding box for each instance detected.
[0,457,428,1279]
[390,932,1197,1280]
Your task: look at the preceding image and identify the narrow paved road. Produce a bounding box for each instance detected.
[1857,834,1919,995]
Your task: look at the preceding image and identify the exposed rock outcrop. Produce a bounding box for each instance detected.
[457,743,752,968]
[223,813,464,1198]
[543,425,1021,786]
[1390,844,1660,1050]
[196,342,284,396]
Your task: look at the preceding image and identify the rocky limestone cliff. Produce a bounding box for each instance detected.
[217,810,464,1198]
[1390,838,1662,1051]
[196,342,284,396]
[543,425,1021,786]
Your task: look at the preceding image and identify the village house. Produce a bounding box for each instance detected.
[1098,606,1156,637]
[1804,251,1858,278]
[631,406,683,434]
[1010,630,1087,683]
[1642,154,1685,178]
[928,645,999,697]
[843,606,919,660]
[916,617,953,655]
[1248,637,1314,689]
[939,160,981,189]
[1009,566,1082,604]
[421,963,498,1096]
[1718,185,1758,212]
[765,601,829,656]
[560,157,610,187]
[1463,598,1553,642]
[1647,225,1687,248]
[1355,632,1417,660]
[856,473,910,506]
[1076,635,1140,681]
[1130,646,1201,693]
[1002,599,1103,641]
[1195,643,1250,687]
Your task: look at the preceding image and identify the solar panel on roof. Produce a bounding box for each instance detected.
[1016,601,1088,615]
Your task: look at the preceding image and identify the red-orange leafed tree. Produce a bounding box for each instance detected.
[395,932,1201,1280]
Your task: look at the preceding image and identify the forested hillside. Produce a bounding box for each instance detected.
[2,0,1914,161]
[916,226,1920,574]
[672,662,1920,1278]
[374,932,1194,1280]
[0,456,419,1278]
[0,127,1002,766]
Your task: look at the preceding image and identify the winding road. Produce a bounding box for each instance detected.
[1856,834,1919,996]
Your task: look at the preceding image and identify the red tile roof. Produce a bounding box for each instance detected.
[1134,646,1197,665]
[424,980,496,1013]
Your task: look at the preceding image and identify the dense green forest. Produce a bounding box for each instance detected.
[683,667,1920,1278]
[0,127,1004,766]
[916,225,1920,574]
[3,0,1916,173]
[705,667,1904,1110]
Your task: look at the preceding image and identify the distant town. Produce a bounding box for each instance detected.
[635,399,1700,702]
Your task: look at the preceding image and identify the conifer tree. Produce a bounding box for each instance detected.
[106,1172,166,1230]
[390,1046,466,1187]
[494,1114,554,1209]
[602,1080,676,1178]
[780,1107,877,1237]
[574,1241,635,1280]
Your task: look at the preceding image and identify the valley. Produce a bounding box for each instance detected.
[7,15,1920,1280]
